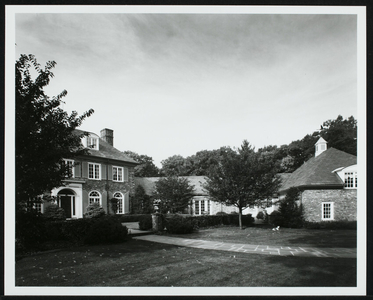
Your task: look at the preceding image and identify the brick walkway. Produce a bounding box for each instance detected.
[133,235,356,258]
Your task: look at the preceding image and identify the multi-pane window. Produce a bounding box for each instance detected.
[89,191,101,205]
[195,200,210,215]
[344,172,357,188]
[33,202,43,213]
[87,137,98,150]
[113,166,124,182]
[88,163,101,180]
[63,159,74,178]
[322,202,334,220]
[114,192,124,214]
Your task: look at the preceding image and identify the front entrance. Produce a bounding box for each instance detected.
[57,189,76,218]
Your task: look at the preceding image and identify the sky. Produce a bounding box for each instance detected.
[14,9,359,167]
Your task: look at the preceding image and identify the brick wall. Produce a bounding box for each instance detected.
[301,189,357,222]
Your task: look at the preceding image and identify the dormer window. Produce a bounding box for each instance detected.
[344,172,357,188]
[87,136,99,150]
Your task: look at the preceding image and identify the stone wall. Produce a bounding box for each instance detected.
[301,189,357,222]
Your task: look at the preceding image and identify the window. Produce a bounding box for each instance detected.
[63,159,74,178]
[195,199,209,215]
[88,163,101,180]
[322,202,334,220]
[87,136,99,150]
[33,202,43,213]
[113,166,124,182]
[89,191,101,205]
[114,192,124,214]
[344,172,357,188]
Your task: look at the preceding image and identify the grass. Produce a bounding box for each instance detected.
[15,240,356,287]
[15,225,356,287]
[165,224,357,248]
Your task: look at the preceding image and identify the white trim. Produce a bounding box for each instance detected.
[321,202,334,221]
[88,162,101,180]
[89,190,102,206]
[112,166,124,182]
[113,191,124,214]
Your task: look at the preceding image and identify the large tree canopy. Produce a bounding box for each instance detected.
[123,151,160,177]
[204,140,280,228]
[16,54,94,207]
[154,176,195,214]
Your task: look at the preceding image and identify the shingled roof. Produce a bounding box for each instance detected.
[74,129,138,164]
[135,176,208,196]
[279,147,357,192]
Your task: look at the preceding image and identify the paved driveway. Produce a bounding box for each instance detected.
[133,235,356,258]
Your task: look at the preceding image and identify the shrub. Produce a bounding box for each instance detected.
[16,210,47,252]
[83,202,106,218]
[43,204,66,220]
[268,210,283,226]
[216,212,227,215]
[165,215,195,234]
[304,220,357,230]
[139,214,153,230]
[84,216,128,244]
[117,214,151,222]
[256,211,265,220]
[275,187,304,228]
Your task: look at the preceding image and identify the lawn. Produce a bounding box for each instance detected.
[165,225,357,248]
[15,226,356,287]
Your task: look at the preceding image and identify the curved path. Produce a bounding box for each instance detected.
[133,235,356,258]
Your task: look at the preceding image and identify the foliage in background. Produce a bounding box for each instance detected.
[83,202,106,218]
[154,176,195,214]
[123,151,160,177]
[204,140,280,229]
[130,185,154,214]
[15,54,94,208]
[165,215,195,234]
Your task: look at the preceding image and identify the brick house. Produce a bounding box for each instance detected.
[37,128,138,218]
[277,137,357,222]
[135,176,241,215]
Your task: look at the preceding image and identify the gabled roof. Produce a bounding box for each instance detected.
[74,129,138,164]
[279,147,357,192]
[135,176,208,196]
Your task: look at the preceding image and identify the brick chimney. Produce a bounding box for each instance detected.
[100,128,114,146]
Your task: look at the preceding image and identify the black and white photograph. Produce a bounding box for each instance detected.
[4,5,366,296]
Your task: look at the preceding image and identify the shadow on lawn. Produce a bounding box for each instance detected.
[263,255,357,287]
[286,230,357,248]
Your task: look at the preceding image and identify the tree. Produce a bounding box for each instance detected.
[154,176,195,214]
[130,185,154,214]
[276,187,303,228]
[204,140,280,229]
[319,115,357,156]
[160,155,190,176]
[123,151,160,177]
[16,54,94,208]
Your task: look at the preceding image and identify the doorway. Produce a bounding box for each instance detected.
[57,189,76,218]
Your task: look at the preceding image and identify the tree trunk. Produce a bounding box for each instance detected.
[239,206,243,229]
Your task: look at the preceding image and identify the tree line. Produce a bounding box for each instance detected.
[125,115,357,178]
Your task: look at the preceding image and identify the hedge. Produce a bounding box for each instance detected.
[303,220,357,230]
[16,213,129,253]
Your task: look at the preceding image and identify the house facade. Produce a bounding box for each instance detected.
[277,138,357,222]
[38,128,138,218]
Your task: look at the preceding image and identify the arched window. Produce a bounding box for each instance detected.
[114,192,124,214]
[89,191,101,205]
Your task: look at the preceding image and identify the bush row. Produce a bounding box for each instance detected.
[16,211,129,254]
[303,220,357,230]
